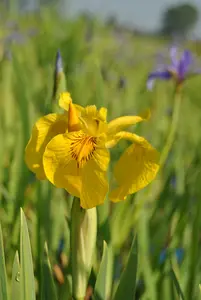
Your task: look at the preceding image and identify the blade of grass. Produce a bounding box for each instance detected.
[0,224,8,300]
[185,195,201,299]
[137,206,157,300]
[94,241,113,300]
[20,209,36,300]
[11,251,20,300]
[170,268,185,300]
[41,242,58,300]
[113,236,138,300]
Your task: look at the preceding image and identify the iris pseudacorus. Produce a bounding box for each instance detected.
[25,92,160,209]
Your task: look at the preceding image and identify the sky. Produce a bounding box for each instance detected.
[65,0,201,37]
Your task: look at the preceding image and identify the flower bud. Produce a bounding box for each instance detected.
[71,198,97,299]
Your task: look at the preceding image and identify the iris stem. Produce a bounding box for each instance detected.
[159,90,182,168]
[70,197,97,300]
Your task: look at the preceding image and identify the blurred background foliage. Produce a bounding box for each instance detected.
[161,3,199,38]
[1,0,201,299]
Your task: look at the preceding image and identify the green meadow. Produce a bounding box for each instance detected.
[1,6,201,300]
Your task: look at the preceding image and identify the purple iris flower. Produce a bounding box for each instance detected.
[147,47,200,90]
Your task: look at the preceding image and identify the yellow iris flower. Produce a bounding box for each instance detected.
[25,92,159,209]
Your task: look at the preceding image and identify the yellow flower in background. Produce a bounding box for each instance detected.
[25,92,160,209]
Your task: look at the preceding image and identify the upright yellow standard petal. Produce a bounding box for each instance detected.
[25,113,68,179]
[109,137,160,202]
[80,105,108,136]
[81,160,109,209]
[81,105,107,122]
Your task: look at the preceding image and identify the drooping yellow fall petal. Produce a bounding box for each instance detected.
[109,135,160,202]
[25,113,68,180]
[106,131,145,149]
[43,129,109,207]
[43,133,81,197]
[80,160,109,209]
[93,137,110,171]
[107,110,150,135]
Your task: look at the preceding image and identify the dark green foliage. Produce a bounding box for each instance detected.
[161,3,199,37]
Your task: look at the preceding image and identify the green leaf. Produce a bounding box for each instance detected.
[94,241,113,300]
[20,209,36,300]
[0,224,8,300]
[185,185,201,299]
[97,196,111,244]
[11,251,20,300]
[110,200,134,251]
[113,237,138,300]
[41,243,58,300]
[58,275,72,300]
[170,268,185,300]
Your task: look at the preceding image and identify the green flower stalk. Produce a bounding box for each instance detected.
[70,198,97,300]
[159,90,182,168]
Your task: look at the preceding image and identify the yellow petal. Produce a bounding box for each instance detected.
[93,136,110,171]
[109,138,160,202]
[68,102,81,132]
[82,105,99,118]
[25,113,68,179]
[59,92,83,114]
[59,93,82,132]
[80,160,109,209]
[106,131,145,149]
[43,133,81,197]
[80,105,108,136]
[98,107,107,121]
[43,130,110,205]
[81,105,107,122]
[59,92,72,111]
[107,110,150,135]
